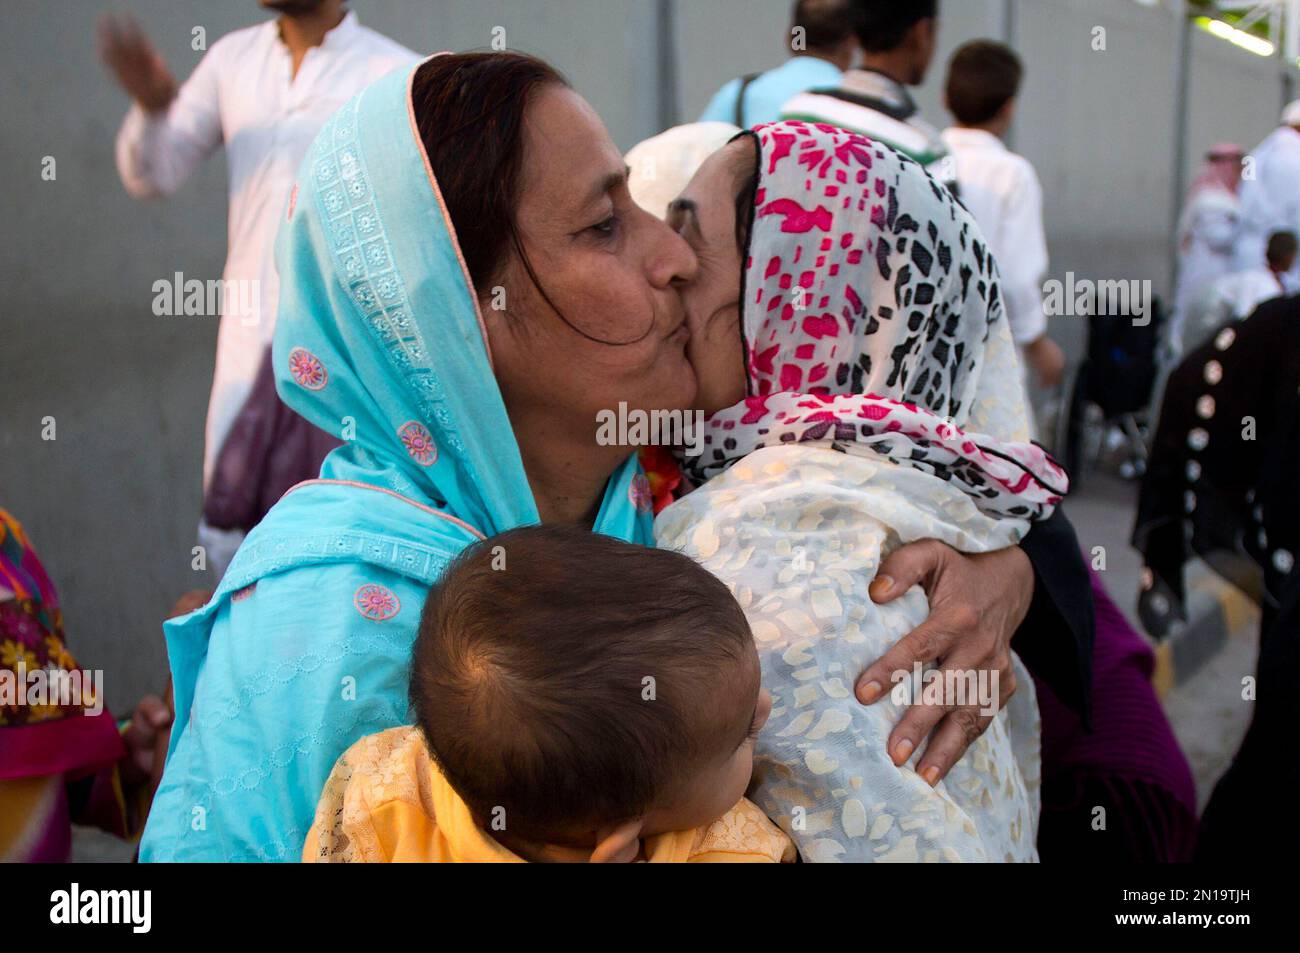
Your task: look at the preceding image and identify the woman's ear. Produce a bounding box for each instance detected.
[588,818,644,863]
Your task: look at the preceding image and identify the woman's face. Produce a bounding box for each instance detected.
[670,139,755,416]
[483,86,700,460]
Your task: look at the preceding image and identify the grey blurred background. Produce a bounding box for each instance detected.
[1,0,1296,715]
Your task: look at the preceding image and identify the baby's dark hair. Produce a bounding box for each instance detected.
[410,524,753,842]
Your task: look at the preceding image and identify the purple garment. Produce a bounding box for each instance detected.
[1031,568,1198,862]
[203,346,342,533]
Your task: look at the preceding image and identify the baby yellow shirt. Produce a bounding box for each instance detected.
[303,726,795,863]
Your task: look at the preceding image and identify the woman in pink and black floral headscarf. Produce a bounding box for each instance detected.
[656,121,1066,862]
[660,119,1194,862]
[678,120,1065,514]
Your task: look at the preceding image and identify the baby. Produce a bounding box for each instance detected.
[652,121,1069,861]
[303,524,794,863]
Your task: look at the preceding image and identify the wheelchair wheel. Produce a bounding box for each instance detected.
[1053,360,1091,490]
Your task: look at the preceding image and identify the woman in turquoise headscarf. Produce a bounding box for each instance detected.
[140,52,700,860]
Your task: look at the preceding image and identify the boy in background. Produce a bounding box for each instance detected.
[941,41,1064,391]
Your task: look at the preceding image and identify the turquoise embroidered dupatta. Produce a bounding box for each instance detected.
[140,62,652,861]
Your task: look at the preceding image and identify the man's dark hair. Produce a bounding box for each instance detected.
[792,0,856,52]
[945,40,1023,126]
[851,0,938,53]
[410,524,753,841]
[1267,230,1299,269]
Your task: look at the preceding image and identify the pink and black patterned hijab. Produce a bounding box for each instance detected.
[687,121,1066,520]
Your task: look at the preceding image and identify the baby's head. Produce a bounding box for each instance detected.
[410,524,769,862]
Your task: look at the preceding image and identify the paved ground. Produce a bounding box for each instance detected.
[70,466,1258,860]
[1064,469,1255,811]
[1163,619,1256,812]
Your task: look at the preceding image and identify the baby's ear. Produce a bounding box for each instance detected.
[589,818,644,864]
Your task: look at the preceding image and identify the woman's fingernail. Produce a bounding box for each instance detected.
[868,576,894,600]
[892,738,914,765]
[858,680,883,704]
[921,765,941,787]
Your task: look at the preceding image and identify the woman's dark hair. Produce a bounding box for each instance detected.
[732,132,762,399]
[410,52,650,346]
[410,52,567,296]
[732,132,761,254]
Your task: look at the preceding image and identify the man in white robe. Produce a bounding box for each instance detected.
[1170,144,1245,356]
[101,1,415,573]
[1234,100,1300,286]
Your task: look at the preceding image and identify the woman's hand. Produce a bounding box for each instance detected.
[120,589,210,792]
[854,540,1034,787]
[120,693,172,791]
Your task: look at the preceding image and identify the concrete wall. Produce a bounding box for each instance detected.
[0,0,1296,713]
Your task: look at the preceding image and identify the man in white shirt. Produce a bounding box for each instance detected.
[940,40,1063,390]
[100,1,415,571]
[780,0,957,193]
[1234,100,1300,285]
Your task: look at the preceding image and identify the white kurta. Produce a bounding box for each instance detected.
[940,128,1049,347]
[656,446,1041,863]
[1234,126,1300,284]
[115,11,416,486]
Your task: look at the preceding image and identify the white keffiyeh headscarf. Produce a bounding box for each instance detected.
[626,121,742,220]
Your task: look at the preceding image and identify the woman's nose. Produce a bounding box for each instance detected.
[646,214,699,288]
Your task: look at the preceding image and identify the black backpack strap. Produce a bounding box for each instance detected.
[734,72,761,128]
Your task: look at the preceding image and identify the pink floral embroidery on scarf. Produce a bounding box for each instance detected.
[397,421,438,466]
[354,584,400,621]
[288,347,328,391]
